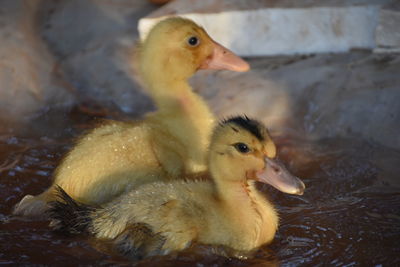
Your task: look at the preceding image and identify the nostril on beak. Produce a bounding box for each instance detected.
[272,166,279,173]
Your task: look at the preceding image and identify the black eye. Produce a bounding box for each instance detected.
[187,36,199,46]
[233,143,250,153]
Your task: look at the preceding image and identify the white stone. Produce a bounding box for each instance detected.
[138,0,389,56]
[375,2,400,53]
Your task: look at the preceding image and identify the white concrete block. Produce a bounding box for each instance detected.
[375,2,400,53]
[138,0,387,56]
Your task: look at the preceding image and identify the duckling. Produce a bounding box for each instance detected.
[13,17,249,218]
[48,116,305,259]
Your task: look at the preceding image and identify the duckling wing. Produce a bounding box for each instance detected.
[92,181,209,253]
[113,222,166,260]
[150,127,186,179]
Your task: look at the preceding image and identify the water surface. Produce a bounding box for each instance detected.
[1,107,399,266]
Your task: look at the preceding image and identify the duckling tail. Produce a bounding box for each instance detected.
[47,186,95,235]
[13,194,48,219]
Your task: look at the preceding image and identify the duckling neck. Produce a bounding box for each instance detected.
[213,176,278,245]
[215,178,259,206]
[147,79,200,112]
[148,78,215,173]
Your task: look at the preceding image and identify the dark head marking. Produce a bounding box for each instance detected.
[222,116,267,141]
[230,126,239,133]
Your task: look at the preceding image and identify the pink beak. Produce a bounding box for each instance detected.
[256,158,305,195]
[199,41,250,72]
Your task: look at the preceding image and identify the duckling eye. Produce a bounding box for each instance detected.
[187,36,199,47]
[233,143,250,154]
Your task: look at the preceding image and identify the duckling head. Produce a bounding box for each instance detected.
[209,116,305,195]
[139,17,249,85]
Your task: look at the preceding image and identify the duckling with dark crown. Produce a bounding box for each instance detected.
[48,116,305,259]
[13,17,249,218]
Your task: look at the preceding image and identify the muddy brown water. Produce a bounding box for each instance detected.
[1,107,399,266]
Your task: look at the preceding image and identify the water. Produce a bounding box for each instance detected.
[1,107,399,266]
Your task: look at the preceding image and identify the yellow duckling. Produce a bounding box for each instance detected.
[49,116,305,259]
[13,18,249,218]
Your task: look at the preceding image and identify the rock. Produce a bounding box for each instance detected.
[139,0,391,56]
[0,0,399,151]
[40,0,157,115]
[191,52,400,149]
[0,0,74,124]
[375,1,400,53]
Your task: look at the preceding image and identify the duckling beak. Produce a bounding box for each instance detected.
[255,158,305,195]
[199,41,250,72]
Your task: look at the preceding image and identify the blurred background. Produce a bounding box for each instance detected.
[0,0,399,266]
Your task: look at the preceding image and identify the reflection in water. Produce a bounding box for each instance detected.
[1,108,399,266]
